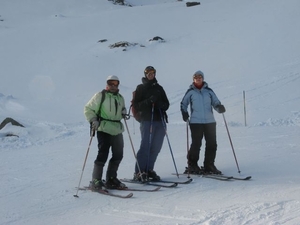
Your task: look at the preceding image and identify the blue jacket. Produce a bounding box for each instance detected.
[180,82,222,124]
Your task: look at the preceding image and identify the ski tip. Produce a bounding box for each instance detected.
[127,193,134,198]
[172,183,178,187]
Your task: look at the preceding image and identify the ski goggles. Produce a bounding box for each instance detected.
[107,80,119,87]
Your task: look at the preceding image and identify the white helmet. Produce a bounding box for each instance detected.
[106,75,119,83]
[106,75,119,81]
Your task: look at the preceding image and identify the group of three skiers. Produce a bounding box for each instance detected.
[83,66,226,190]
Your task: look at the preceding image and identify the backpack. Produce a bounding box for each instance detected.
[130,91,142,122]
[96,89,106,118]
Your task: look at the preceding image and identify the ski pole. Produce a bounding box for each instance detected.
[74,129,95,198]
[186,119,190,178]
[222,113,241,173]
[159,109,179,178]
[123,117,142,175]
[145,103,155,179]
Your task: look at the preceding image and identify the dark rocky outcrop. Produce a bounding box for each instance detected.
[186,2,201,7]
[0,117,24,130]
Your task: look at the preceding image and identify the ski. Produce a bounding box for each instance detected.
[120,178,178,188]
[101,180,162,192]
[121,186,161,192]
[209,174,252,180]
[78,187,133,198]
[202,174,233,181]
[232,176,252,180]
[150,178,193,184]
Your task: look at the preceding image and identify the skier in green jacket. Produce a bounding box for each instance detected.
[84,75,127,190]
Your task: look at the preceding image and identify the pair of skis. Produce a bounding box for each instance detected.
[78,185,161,199]
[174,173,252,181]
[78,186,134,198]
[202,174,251,181]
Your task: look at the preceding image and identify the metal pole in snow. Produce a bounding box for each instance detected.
[243,91,247,127]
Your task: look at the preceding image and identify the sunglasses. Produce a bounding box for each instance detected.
[107,81,119,87]
[146,71,155,76]
[193,75,203,79]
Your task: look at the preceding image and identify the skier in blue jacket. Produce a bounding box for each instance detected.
[180,70,225,174]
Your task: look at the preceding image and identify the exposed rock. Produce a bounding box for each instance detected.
[186,2,201,7]
[0,117,25,130]
[149,36,165,42]
[108,0,132,7]
[98,39,108,43]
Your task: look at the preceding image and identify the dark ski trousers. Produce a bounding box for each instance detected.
[94,131,124,180]
[135,121,165,173]
[188,123,217,166]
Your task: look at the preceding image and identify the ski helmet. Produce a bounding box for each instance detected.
[144,66,156,76]
[106,75,120,84]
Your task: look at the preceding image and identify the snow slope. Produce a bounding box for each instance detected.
[1,0,300,224]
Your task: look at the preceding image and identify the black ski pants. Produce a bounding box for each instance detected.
[95,131,124,179]
[188,123,217,166]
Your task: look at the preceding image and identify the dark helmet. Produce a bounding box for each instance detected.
[144,66,156,76]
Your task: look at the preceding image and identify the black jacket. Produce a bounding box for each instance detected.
[133,77,169,122]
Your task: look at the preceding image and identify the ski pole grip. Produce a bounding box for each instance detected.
[90,127,96,137]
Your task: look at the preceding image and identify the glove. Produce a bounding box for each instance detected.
[216,105,226,113]
[149,95,158,103]
[122,108,127,118]
[90,117,100,131]
[182,111,189,122]
[149,90,161,103]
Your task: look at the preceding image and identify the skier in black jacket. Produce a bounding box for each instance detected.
[132,66,170,181]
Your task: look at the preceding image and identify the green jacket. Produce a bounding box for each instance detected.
[84,90,126,135]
